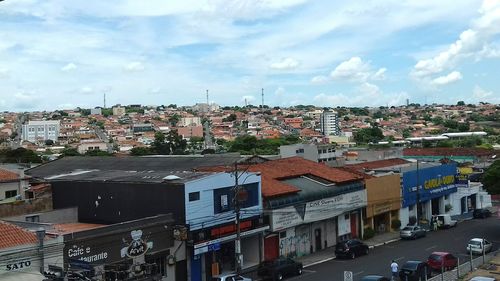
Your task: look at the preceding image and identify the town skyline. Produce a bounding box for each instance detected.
[1,0,499,112]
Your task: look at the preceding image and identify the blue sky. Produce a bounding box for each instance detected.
[0,0,499,112]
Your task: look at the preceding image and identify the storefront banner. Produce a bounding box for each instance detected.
[194,226,270,255]
[63,223,173,268]
[270,190,367,232]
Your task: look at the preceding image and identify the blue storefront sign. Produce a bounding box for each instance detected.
[402,164,458,208]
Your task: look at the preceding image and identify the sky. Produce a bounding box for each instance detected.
[0,0,499,112]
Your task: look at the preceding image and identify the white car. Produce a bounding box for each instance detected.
[469,277,496,281]
[466,238,493,255]
[212,273,252,281]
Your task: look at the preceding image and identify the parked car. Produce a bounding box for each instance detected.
[212,274,252,281]
[473,209,492,219]
[469,277,497,281]
[399,261,431,281]
[257,257,302,281]
[467,238,493,255]
[426,252,458,271]
[334,239,369,259]
[433,214,457,229]
[400,225,426,239]
[360,275,390,281]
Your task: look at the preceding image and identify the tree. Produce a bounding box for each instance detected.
[130,147,151,156]
[457,122,470,132]
[61,147,80,157]
[483,160,500,194]
[152,130,187,155]
[457,101,465,106]
[354,127,384,144]
[222,114,237,122]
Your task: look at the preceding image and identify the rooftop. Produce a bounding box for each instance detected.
[0,221,38,249]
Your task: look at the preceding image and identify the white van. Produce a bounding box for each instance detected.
[433,214,457,229]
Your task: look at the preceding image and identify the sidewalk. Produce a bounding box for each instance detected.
[296,231,401,268]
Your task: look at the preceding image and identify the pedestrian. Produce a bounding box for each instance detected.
[391,260,399,281]
[432,218,438,231]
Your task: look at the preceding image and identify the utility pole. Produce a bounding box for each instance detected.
[416,160,421,224]
[234,161,242,275]
[36,227,45,274]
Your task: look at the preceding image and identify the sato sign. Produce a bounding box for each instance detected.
[270,190,366,231]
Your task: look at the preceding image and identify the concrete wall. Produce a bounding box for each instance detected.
[0,197,53,219]
[5,207,78,223]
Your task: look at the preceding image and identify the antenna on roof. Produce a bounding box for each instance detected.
[104,93,106,108]
[261,88,264,112]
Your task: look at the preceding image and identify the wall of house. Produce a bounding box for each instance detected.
[365,174,401,218]
[184,172,261,231]
[51,181,186,224]
[0,197,53,219]
[0,182,22,200]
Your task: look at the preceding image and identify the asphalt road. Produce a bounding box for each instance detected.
[289,217,500,281]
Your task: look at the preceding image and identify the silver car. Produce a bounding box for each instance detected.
[400,225,426,239]
[466,238,493,255]
[212,273,252,281]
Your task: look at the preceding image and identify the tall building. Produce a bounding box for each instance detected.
[22,120,60,143]
[319,110,340,136]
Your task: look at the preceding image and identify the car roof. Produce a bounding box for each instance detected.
[470,238,485,242]
[361,275,385,280]
[430,251,450,256]
[469,277,496,281]
[214,273,237,278]
[404,260,424,265]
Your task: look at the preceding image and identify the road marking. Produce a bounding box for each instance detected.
[426,245,437,251]
[395,256,405,261]
[353,271,364,276]
[302,269,316,273]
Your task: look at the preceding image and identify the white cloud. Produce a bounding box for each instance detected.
[61,63,77,72]
[80,86,94,94]
[412,0,500,81]
[269,57,299,70]
[311,75,329,84]
[472,85,492,99]
[330,57,386,82]
[149,87,161,94]
[0,68,9,78]
[432,71,463,85]
[124,62,145,72]
[14,92,39,109]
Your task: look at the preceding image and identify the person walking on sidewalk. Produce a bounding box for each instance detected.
[391,260,399,281]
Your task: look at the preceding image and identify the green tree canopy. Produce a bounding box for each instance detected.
[354,127,384,144]
[483,160,500,194]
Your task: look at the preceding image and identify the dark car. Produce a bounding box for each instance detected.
[399,261,431,281]
[427,252,458,271]
[257,257,302,281]
[360,275,390,281]
[473,209,492,219]
[334,239,369,259]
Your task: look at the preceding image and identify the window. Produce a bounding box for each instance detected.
[279,231,287,239]
[213,183,259,214]
[5,190,17,198]
[189,192,200,202]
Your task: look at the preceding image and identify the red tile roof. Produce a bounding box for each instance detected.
[404,148,495,157]
[0,221,38,249]
[0,169,20,182]
[347,158,411,170]
[198,157,363,198]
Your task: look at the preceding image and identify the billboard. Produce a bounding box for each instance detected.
[402,164,457,208]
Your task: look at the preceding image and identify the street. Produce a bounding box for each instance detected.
[290,217,500,281]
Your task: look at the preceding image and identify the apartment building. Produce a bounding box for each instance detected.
[21,120,60,143]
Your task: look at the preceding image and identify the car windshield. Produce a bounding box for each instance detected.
[402,226,413,231]
[402,262,419,270]
[469,240,482,246]
[428,254,442,261]
[336,242,348,249]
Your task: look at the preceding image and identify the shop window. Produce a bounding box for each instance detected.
[409,205,414,211]
[344,214,349,220]
[189,192,200,202]
[279,231,287,239]
[5,190,17,199]
[445,195,449,200]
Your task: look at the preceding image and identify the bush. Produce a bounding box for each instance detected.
[445,204,453,212]
[391,219,401,230]
[363,227,376,240]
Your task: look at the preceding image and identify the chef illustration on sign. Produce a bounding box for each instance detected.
[120,229,153,258]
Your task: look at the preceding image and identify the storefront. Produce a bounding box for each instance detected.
[363,174,401,233]
[268,188,367,258]
[62,215,180,281]
[400,164,458,227]
[190,218,268,281]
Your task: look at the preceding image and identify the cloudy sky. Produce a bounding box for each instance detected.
[1,0,499,111]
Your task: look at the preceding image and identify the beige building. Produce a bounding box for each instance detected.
[363,173,401,233]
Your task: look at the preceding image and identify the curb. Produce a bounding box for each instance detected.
[302,237,401,268]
